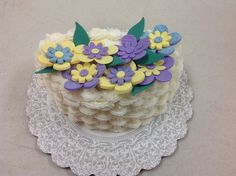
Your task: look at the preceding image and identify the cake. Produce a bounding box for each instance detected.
[35,18,183,132]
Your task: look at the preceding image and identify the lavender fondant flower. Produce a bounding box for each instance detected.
[117,35,150,63]
[62,63,106,91]
[74,42,118,64]
[99,61,145,94]
[107,66,134,85]
[83,42,108,59]
[139,56,175,85]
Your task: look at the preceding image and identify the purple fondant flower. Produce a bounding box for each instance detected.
[107,65,134,85]
[117,35,150,63]
[74,42,118,64]
[138,56,174,85]
[61,63,105,91]
[83,42,108,59]
[99,61,145,94]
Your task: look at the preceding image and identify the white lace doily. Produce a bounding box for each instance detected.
[26,70,193,176]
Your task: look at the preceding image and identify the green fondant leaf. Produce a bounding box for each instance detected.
[35,67,56,74]
[128,17,145,39]
[107,56,124,67]
[132,82,154,96]
[73,22,90,46]
[135,50,164,65]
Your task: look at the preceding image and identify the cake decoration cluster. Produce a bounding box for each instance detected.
[36,18,181,95]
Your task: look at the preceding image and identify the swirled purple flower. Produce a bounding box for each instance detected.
[117,35,149,63]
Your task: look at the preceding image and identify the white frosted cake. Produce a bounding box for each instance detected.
[35,19,183,132]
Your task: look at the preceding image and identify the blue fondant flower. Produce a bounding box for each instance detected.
[141,24,181,56]
[46,44,73,64]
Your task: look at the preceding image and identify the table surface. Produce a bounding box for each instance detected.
[1,0,236,176]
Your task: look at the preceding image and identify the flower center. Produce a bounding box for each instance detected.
[154,37,163,43]
[116,71,125,79]
[55,51,64,58]
[80,69,89,76]
[147,65,155,69]
[91,48,100,54]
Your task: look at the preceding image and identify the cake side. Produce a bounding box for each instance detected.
[37,28,183,132]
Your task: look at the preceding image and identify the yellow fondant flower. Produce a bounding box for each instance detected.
[149,31,172,50]
[37,40,79,71]
[73,41,118,65]
[99,61,145,94]
[138,56,175,85]
[71,63,98,83]
[139,60,166,76]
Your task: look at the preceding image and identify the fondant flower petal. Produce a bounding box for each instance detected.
[162,41,170,47]
[115,82,132,94]
[74,45,84,54]
[155,70,172,82]
[84,78,99,88]
[155,43,163,50]
[122,35,137,48]
[49,57,57,63]
[61,69,72,79]
[41,41,56,53]
[89,42,95,48]
[130,61,137,71]
[140,75,155,85]
[135,37,150,51]
[56,45,63,51]
[53,62,71,71]
[63,55,72,62]
[64,81,83,91]
[152,69,161,75]
[97,43,103,49]
[100,47,108,55]
[60,41,75,51]
[37,54,53,67]
[62,47,70,53]
[95,56,113,64]
[163,56,174,69]
[110,68,117,74]
[133,50,146,60]
[70,56,80,64]
[96,64,106,77]
[46,52,55,58]
[169,32,182,45]
[76,54,93,62]
[107,45,118,55]
[158,46,175,56]
[153,24,168,33]
[161,31,168,37]
[131,71,145,85]
[99,77,115,89]
[57,58,64,64]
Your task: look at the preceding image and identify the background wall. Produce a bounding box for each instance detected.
[0,0,236,175]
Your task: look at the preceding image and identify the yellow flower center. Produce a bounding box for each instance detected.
[116,71,125,79]
[91,48,100,54]
[55,51,64,58]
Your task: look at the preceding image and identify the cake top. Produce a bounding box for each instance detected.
[36,18,182,95]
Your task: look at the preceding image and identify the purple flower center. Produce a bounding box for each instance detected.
[147,64,156,69]
[80,69,89,76]
[154,37,163,43]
